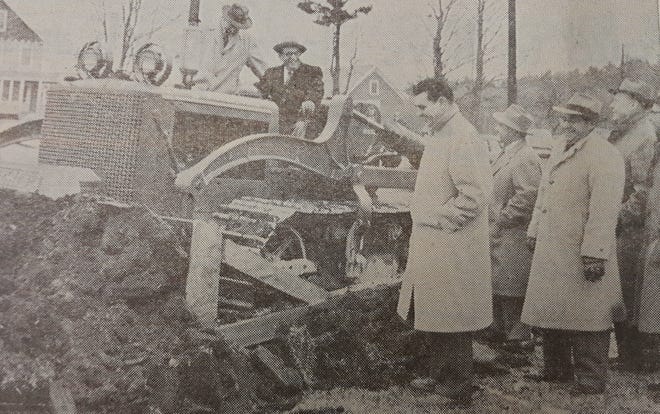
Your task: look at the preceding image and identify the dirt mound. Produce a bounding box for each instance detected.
[289,285,426,391]
[0,191,196,411]
[0,190,420,413]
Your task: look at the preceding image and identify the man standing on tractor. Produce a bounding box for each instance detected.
[192,3,267,93]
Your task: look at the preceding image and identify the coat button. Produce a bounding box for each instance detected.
[549,180,555,185]
[542,209,548,213]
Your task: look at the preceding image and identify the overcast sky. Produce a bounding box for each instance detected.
[7,0,660,89]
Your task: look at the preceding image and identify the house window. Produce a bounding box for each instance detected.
[12,81,20,101]
[0,10,7,33]
[21,47,32,66]
[369,79,380,96]
[2,80,10,101]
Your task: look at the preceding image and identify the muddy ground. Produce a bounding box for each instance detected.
[0,190,658,413]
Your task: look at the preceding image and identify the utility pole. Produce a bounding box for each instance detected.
[188,0,201,25]
[507,0,517,105]
[657,0,660,64]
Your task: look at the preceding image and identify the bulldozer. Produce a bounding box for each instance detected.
[0,1,422,335]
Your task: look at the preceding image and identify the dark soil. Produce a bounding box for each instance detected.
[0,190,287,413]
[3,190,657,414]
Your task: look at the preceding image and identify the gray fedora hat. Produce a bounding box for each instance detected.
[222,3,253,30]
[493,104,534,134]
[609,78,657,106]
[553,92,603,120]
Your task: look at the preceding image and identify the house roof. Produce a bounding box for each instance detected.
[342,65,409,101]
[0,0,42,43]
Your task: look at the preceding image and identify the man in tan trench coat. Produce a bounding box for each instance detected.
[396,77,493,406]
[641,146,660,395]
[523,92,625,395]
[488,104,541,345]
[607,79,658,372]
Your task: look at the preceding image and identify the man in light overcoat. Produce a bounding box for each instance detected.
[396,77,493,406]
[192,4,267,93]
[641,145,660,394]
[607,79,658,372]
[523,92,625,395]
[488,104,541,345]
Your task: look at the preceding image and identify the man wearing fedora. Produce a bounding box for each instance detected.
[607,79,659,372]
[193,3,267,93]
[488,104,541,347]
[640,118,660,398]
[255,41,324,139]
[522,92,625,394]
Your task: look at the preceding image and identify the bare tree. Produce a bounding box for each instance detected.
[343,34,361,94]
[119,0,143,70]
[297,1,372,95]
[472,0,504,128]
[92,0,182,72]
[429,0,461,79]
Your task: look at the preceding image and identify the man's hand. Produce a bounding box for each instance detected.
[300,100,316,117]
[526,237,536,252]
[582,256,606,282]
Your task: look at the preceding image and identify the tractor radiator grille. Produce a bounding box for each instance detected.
[39,88,146,203]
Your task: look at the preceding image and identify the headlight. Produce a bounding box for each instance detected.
[132,43,172,86]
[76,41,113,79]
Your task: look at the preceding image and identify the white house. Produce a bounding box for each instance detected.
[0,0,58,118]
[340,65,418,125]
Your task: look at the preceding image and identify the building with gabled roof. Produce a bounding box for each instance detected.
[0,0,56,118]
[336,65,424,161]
[0,0,41,43]
[340,65,416,126]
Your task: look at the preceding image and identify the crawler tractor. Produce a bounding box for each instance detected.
[0,2,423,332]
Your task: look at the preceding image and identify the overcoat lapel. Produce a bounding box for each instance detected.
[492,140,524,176]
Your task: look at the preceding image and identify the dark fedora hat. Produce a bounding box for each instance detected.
[273,41,307,55]
[222,3,252,29]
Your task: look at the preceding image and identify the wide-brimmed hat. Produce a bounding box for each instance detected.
[222,3,252,29]
[273,41,307,55]
[609,78,656,106]
[493,104,534,134]
[553,92,603,120]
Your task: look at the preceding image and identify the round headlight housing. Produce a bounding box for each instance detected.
[132,43,172,86]
[76,41,113,79]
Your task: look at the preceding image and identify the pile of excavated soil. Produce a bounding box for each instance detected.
[0,190,402,413]
[2,189,532,413]
[0,190,300,413]
[0,190,197,412]
[290,286,418,391]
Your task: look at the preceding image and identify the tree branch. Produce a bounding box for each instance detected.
[343,34,361,94]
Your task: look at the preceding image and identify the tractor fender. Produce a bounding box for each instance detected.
[0,117,43,148]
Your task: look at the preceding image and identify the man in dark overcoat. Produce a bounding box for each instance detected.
[255,41,324,139]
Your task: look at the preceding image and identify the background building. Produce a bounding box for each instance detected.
[0,0,58,118]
